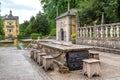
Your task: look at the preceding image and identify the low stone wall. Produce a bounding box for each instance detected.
[77,38,120,49]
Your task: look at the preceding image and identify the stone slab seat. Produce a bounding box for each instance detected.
[53,59,69,73]
[82,59,101,78]
[33,50,42,62]
[36,50,42,62]
[42,55,54,71]
[37,53,47,65]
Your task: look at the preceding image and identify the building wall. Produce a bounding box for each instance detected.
[3,19,19,38]
[56,15,76,41]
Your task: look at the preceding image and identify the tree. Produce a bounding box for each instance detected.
[24,12,49,36]
[0,16,4,35]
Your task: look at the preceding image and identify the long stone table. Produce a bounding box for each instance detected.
[39,41,93,71]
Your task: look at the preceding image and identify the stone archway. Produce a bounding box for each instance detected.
[60,28,64,41]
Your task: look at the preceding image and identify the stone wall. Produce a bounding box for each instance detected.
[77,38,120,49]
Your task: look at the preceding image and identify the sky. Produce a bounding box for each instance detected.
[0,0,43,23]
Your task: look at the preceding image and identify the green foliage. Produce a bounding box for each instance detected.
[30,33,42,39]
[0,16,4,35]
[78,0,119,25]
[20,20,29,33]
[30,12,49,35]
[0,35,4,40]
[49,28,56,36]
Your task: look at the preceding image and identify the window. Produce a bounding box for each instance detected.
[7,29,12,32]
[7,22,13,26]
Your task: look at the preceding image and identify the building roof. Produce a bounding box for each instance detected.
[2,10,19,20]
[56,9,78,20]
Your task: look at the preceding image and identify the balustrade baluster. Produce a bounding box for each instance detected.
[80,29,82,38]
[86,28,88,38]
[113,26,116,37]
[110,26,113,37]
[100,27,104,38]
[117,25,119,37]
[105,26,108,38]
[96,27,99,38]
[83,28,85,38]
[90,28,92,38]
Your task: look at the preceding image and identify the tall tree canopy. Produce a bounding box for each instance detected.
[40,0,120,26]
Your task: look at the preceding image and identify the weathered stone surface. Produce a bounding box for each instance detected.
[0,47,52,80]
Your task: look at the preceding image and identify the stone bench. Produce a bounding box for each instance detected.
[42,55,54,71]
[89,52,99,60]
[83,59,101,78]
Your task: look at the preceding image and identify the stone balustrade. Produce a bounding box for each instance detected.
[77,23,120,39]
[77,23,120,49]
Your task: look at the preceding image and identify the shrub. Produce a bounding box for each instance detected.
[30,33,42,39]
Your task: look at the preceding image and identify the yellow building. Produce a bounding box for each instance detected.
[2,10,19,38]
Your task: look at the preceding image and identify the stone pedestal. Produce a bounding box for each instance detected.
[42,55,54,71]
[37,53,47,65]
[83,59,101,78]
[30,50,34,59]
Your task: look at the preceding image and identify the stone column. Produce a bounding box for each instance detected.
[117,25,120,37]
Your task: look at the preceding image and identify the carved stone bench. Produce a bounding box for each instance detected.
[89,52,99,60]
[83,59,101,78]
[42,55,54,71]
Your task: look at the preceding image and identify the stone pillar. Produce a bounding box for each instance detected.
[105,26,108,38]
[110,26,113,37]
[117,25,120,37]
[76,12,80,39]
[68,15,72,41]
